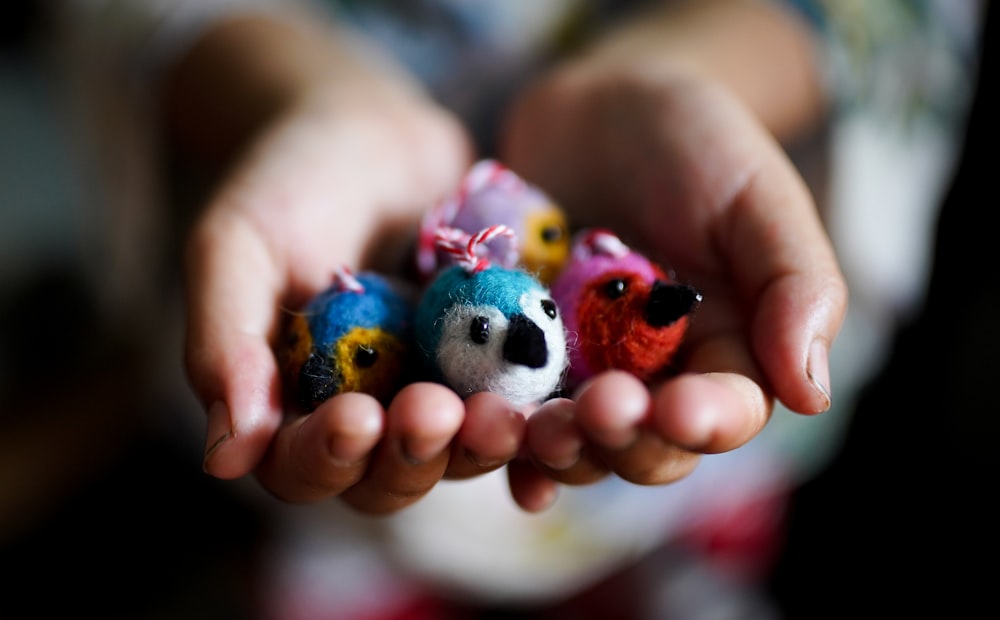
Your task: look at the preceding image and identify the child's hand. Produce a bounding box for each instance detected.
[499,31,847,507]
[175,15,522,512]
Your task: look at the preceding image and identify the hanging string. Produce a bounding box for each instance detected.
[576,228,631,261]
[332,265,365,293]
[416,159,526,276]
[434,224,517,273]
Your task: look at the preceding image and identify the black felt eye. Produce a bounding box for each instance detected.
[541,298,558,319]
[354,344,378,368]
[470,316,490,344]
[541,225,564,244]
[604,278,627,299]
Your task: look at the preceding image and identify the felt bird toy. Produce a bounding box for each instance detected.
[550,228,703,391]
[415,225,568,409]
[416,159,570,285]
[279,267,415,410]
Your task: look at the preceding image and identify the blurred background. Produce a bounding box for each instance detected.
[770,4,998,614]
[0,4,271,618]
[1,1,996,619]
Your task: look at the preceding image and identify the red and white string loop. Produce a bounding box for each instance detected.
[435,224,517,273]
[333,265,365,293]
[576,228,630,261]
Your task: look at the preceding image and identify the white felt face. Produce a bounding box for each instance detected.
[436,289,567,408]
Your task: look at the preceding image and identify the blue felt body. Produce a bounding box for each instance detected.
[306,272,412,346]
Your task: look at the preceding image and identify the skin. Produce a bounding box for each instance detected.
[168,0,847,514]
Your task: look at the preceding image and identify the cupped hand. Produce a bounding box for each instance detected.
[499,62,848,501]
[181,81,537,513]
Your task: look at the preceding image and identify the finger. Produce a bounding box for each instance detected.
[253,392,385,502]
[651,367,772,455]
[445,391,526,480]
[751,261,845,415]
[571,371,648,448]
[339,382,464,514]
[572,371,699,485]
[506,459,560,513]
[185,209,287,480]
[720,145,847,415]
[621,82,847,415]
[524,398,610,485]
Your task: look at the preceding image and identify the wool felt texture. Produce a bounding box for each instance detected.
[279,270,415,410]
[415,263,568,409]
[416,159,570,285]
[550,229,702,391]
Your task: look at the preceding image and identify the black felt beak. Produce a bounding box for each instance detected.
[646,281,702,327]
[503,314,548,368]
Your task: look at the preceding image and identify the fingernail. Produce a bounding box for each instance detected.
[328,437,373,468]
[602,427,639,451]
[465,451,507,469]
[541,431,583,471]
[544,448,581,471]
[203,401,232,471]
[403,435,452,465]
[532,399,582,470]
[600,408,643,450]
[328,413,383,467]
[807,339,832,413]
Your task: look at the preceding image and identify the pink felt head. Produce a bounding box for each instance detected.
[551,228,660,325]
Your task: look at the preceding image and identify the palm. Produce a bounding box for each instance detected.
[186,97,479,513]
[501,68,844,489]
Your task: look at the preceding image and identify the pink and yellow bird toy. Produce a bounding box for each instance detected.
[415,159,570,286]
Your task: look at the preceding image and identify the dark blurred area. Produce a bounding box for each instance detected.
[768,1,999,617]
[1,1,996,619]
[0,4,272,619]
[0,3,40,53]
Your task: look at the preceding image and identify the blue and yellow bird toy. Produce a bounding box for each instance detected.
[279,267,415,410]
